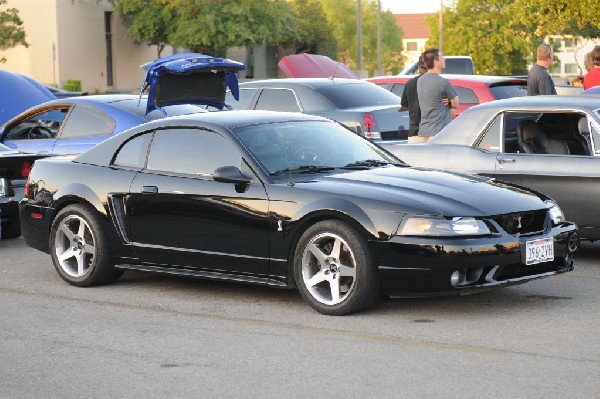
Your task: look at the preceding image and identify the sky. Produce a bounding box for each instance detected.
[379,0,445,14]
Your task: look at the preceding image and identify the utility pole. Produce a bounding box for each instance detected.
[356,0,365,77]
[376,0,382,76]
[438,0,443,53]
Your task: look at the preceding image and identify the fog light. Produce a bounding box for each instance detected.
[568,233,579,252]
[450,270,462,287]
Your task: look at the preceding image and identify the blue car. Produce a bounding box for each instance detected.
[0,70,56,125]
[1,53,245,155]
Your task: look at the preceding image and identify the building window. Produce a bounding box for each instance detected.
[563,38,575,49]
[104,12,113,87]
[564,63,578,75]
[406,41,418,52]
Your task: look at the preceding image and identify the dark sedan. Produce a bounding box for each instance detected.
[382,95,600,240]
[225,78,410,141]
[19,111,577,315]
[0,143,46,238]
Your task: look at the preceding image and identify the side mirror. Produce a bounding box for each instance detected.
[213,166,252,185]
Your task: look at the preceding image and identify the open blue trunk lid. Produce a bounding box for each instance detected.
[141,53,245,114]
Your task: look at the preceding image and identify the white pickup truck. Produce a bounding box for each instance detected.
[400,56,474,75]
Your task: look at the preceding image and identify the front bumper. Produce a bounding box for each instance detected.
[372,222,578,298]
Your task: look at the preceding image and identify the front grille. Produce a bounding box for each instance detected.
[492,209,546,236]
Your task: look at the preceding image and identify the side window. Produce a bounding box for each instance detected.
[454,87,479,104]
[255,89,300,112]
[226,88,258,110]
[59,106,115,138]
[591,123,600,155]
[502,112,542,154]
[477,114,501,152]
[112,133,153,169]
[391,84,405,99]
[146,129,241,176]
[5,108,69,140]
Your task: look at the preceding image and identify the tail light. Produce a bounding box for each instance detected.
[21,161,33,178]
[363,113,376,131]
[362,113,381,140]
[24,180,29,197]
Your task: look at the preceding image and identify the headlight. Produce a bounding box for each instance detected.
[546,201,565,225]
[0,178,6,197]
[397,216,491,237]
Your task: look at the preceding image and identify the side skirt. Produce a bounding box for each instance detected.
[114,263,289,288]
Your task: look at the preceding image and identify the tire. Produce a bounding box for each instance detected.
[1,216,22,239]
[293,220,380,315]
[49,204,123,286]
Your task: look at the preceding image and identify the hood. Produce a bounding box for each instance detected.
[278,54,357,79]
[296,167,546,217]
[0,70,56,125]
[140,53,245,115]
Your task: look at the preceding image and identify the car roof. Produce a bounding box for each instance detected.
[431,95,600,145]
[368,74,527,85]
[240,78,367,89]
[74,110,329,167]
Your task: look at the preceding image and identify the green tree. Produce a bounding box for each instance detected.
[114,0,173,58]
[509,0,600,38]
[320,0,404,75]
[166,0,300,57]
[425,0,537,75]
[0,0,28,63]
[283,0,336,57]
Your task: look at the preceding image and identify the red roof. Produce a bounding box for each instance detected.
[393,13,434,39]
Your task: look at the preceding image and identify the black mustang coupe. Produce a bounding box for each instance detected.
[19,111,578,315]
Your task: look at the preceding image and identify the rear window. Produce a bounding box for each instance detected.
[316,83,400,109]
[489,84,528,100]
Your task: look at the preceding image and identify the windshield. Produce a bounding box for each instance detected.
[316,83,400,109]
[233,120,401,175]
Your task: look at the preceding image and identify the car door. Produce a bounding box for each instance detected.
[124,128,271,276]
[1,107,69,154]
[486,111,600,234]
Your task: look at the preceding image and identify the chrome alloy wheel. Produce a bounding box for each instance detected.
[301,232,357,305]
[53,214,96,277]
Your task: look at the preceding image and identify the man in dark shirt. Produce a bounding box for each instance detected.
[527,43,557,96]
[400,56,426,143]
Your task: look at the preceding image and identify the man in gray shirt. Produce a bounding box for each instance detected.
[415,48,459,142]
[527,43,557,95]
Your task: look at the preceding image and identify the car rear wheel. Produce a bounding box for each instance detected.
[50,204,122,286]
[294,220,379,315]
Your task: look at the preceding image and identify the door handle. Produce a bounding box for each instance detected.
[141,186,158,194]
[497,157,516,164]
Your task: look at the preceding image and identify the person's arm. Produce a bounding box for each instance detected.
[449,96,459,108]
[541,74,557,95]
[444,81,459,108]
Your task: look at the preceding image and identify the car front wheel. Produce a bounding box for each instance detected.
[50,204,122,286]
[294,220,379,315]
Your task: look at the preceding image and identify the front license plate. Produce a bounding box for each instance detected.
[525,237,554,265]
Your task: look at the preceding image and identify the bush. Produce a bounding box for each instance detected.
[62,79,82,92]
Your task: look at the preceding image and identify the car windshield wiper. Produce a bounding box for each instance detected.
[342,159,396,169]
[270,165,335,176]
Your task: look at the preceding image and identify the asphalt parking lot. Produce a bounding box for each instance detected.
[1,236,599,398]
